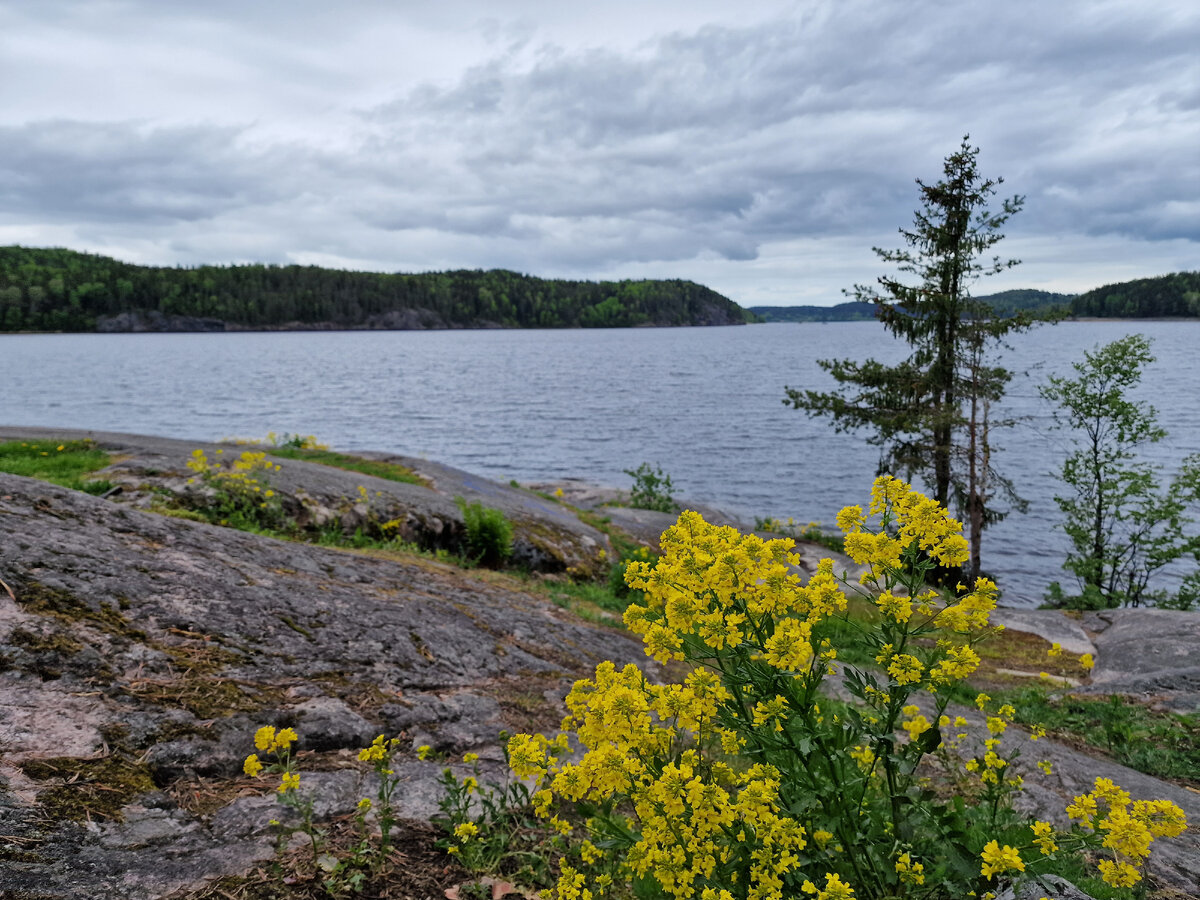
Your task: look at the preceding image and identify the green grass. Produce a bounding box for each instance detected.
[0,439,113,493]
[992,686,1200,786]
[265,446,429,487]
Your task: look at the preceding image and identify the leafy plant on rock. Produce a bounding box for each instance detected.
[624,462,676,513]
[456,496,514,567]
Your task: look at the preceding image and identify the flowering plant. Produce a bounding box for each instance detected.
[506,477,1186,899]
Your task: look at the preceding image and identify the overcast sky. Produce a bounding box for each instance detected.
[1,1,1196,306]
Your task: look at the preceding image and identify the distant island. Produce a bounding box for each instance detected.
[751,273,1200,322]
[2,246,1196,333]
[0,246,752,332]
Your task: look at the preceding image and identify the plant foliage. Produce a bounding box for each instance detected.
[1040,334,1200,608]
[785,137,1043,578]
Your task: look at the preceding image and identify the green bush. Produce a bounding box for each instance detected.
[456,497,514,567]
[624,462,676,512]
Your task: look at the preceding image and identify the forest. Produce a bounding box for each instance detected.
[1070,271,1200,318]
[0,246,751,332]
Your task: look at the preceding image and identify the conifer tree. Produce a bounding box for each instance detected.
[785,137,1037,578]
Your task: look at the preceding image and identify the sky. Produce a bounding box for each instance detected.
[0,1,1196,307]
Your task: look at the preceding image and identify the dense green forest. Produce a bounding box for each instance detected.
[0,246,751,332]
[1070,271,1200,318]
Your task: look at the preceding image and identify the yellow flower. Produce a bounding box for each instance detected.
[902,713,931,742]
[1047,642,1062,658]
[835,505,865,533]
[274,727,298,750]
[417,744,433,761]
[254,725,276,751]
[1080,652,1095,671]
[278,771,300,793]
[886,653,924,685]
[243,754,263,777]
[356,797,372,812]
[895,851,925,885]
[463,752,479,764]
[975,692,991,710]
[1097,859,1141,887]
[1031,821,1057,855]
[803,873,855,900]
[1066,793,1099,823]
[454,821,479,842]
[980,840,1024,879]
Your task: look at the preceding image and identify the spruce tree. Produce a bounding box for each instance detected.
[785,137,1037,578]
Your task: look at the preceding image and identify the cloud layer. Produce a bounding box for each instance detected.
[0,0,1196,303]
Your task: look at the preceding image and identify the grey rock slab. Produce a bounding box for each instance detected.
[996,874,1096,900]
[988,608,1097,656]
[0,469,658,899]
[1088,609,1200,682]
[0,426,614,575]
[1074,609,1200,712]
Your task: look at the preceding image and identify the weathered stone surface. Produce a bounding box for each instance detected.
[0,467,656,899]
[0,427,615,577]
[996,873,1096,900]
[988,608,1096,656]
[1071,609,1200,713]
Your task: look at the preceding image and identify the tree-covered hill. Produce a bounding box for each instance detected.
[0,246,752,332]
[1070,271,1200,318]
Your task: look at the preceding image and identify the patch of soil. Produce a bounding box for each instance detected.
[174,820,468,900]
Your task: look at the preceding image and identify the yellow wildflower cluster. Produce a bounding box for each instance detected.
[187,448,282,513]
[255,725,298,752]
[1066,777,1187,886]
[509,657,810,900]
[894,851,925,885]
[358,733,400,767]
[244,725,301,795]
[623,510,846,666]
[979,840,1024,879]
[842,477,970,578]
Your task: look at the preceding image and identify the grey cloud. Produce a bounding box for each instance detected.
[1,0,1196,289]
[0,121,287,224]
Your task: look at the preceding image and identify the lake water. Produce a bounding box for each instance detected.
[3,321,1197,606]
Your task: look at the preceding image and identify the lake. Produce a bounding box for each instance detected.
[3,320,1197,606]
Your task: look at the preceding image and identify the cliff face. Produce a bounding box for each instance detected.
[0,463,657,899]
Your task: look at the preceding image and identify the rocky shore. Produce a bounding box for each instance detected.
[0,428,1197,898]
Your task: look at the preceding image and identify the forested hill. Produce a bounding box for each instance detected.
[0,246,752,332]
[1071,272,1200,318]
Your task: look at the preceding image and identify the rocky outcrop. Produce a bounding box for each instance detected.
[95,311,228,333]
[0,428,614,578]
[0,470,658,899]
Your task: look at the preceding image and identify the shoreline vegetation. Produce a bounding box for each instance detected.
[0,245,1196,333]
